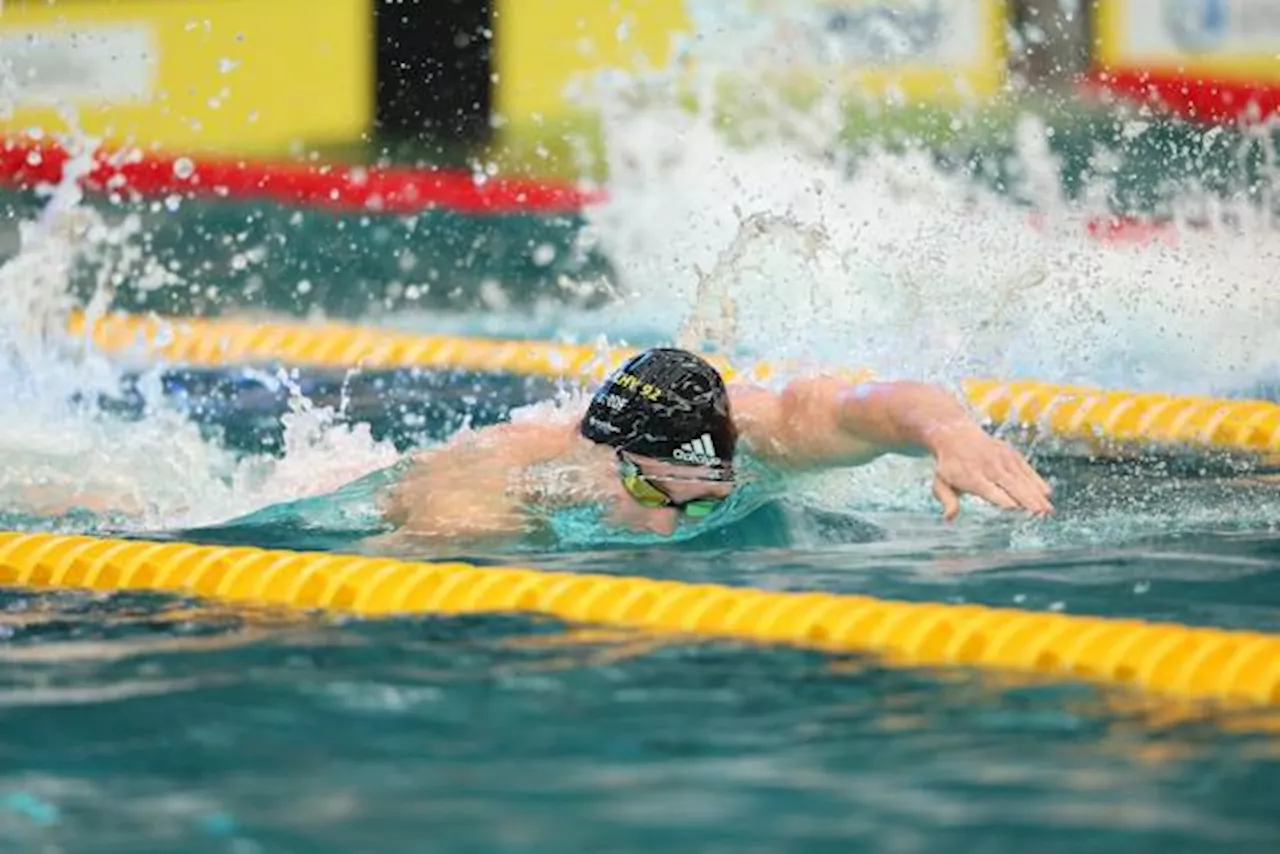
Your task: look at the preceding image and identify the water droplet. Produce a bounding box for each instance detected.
[172,157,196,180]
[532,243,556,266]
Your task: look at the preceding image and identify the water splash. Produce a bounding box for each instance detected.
[1,6,1278,542]
[574,12,1280,395]
[0,134,400,532]
[587,103,1278,392]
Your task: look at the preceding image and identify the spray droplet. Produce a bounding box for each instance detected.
[532,243,556,266]
[173,157,196,180]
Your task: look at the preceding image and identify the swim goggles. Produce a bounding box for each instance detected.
[616,451,731,518]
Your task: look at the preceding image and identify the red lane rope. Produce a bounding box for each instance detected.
[1081,70,1280,125]
[0,137,605,215]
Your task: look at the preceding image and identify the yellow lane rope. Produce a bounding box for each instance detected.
[69,312,1280,459]
[1,531,1278,707]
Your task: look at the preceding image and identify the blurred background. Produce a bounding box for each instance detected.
[0,0,1275,322]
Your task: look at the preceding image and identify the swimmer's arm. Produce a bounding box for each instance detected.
[377,423,573,547]
[832,379,988,458]
[379,448,533,545]
[733,377,1053,518]
[732,377,975,467]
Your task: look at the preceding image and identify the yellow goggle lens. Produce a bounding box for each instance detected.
[622,474,671,507]
[622,473,724,517]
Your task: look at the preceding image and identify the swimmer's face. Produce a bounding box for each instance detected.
[610,451,735,536]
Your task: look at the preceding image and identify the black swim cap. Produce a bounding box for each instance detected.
[579,348,737,472]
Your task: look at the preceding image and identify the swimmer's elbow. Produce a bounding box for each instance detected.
[740,378,884,470]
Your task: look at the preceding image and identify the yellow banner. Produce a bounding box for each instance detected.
[1095,0,1280,81]
[0,0,372,155]
[493,0,1008,127]
[493,0,691,125]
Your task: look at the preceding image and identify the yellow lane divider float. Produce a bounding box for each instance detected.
[70,312,1280,459]
[2,530,1278,706]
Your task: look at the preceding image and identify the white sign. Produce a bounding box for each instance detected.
[0,23,157,108]
[686,1,994,69]
[801,0,987,66]
[1119,0,1280,57]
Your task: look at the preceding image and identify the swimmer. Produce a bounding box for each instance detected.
[371,348,1053,552]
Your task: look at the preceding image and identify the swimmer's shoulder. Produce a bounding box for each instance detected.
[407,418,579,471]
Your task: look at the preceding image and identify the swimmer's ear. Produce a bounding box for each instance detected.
[932,475,960,522]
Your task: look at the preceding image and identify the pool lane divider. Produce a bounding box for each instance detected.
[70,312,1280,460]
[0,531,1276,706]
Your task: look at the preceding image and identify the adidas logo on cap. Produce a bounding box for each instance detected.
[671,433,721,465]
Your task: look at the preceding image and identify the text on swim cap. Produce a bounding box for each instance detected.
[613,372,662,401]
[587,415,622,435]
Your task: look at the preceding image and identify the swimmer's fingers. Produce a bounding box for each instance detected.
[999,473,1055,516]
[971,478,1022,513]
[996,448,1055,514]
[932,434,1053,519]
[934,473,1019,521]
[932,475,961,522]
[975,441,1053,514]
[1012,450,1054,497]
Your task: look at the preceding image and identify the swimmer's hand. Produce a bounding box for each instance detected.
[927,424,1054,521]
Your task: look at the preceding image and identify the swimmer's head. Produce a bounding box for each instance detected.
[579,347,737,476]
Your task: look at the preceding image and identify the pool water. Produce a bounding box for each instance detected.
[1,518,1279,853]
[2,369,1280,852]
[3,83,1280,851]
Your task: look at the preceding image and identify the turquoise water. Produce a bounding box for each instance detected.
[2,92,1280,849]
[2,367,1279,852]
